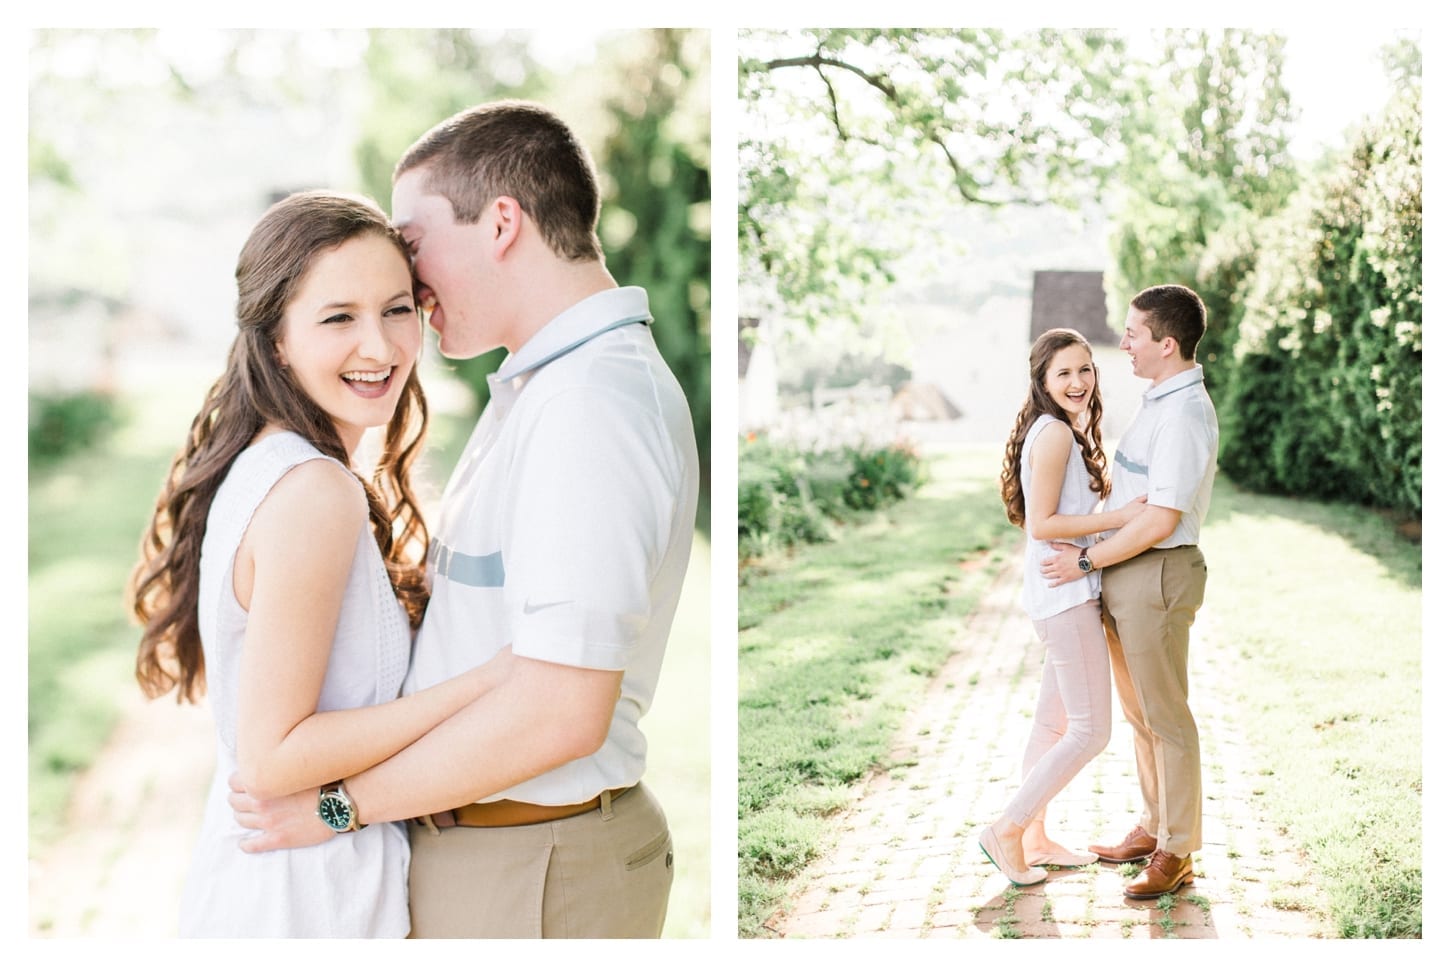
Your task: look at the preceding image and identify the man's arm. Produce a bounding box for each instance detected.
[1040,504,1181,588]
[348,656,622,822]
[231,656,621,852]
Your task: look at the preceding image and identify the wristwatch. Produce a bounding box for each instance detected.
[317,781,367,832]
[1077,546,1095,574]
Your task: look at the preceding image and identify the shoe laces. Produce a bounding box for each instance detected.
[1147,850,1182,873]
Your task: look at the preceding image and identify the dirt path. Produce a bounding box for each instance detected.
[28,691,212,937]
[760,551,1331,939]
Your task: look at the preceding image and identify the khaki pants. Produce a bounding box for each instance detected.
[406,782,673,938]
[1101,546,1208,857]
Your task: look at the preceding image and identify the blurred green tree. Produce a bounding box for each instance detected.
[595,29,711,522]
[1104,29,1299,387]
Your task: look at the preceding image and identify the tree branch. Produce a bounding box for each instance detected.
[763,50,1013,207]
[764,53,901,102]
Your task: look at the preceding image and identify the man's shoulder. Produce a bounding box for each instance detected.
[526,335,687,418]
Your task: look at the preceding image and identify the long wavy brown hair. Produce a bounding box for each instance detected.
[1000,328,1110,528]
[129,191,431,704]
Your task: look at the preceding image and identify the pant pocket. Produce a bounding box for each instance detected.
[625,830,671,871]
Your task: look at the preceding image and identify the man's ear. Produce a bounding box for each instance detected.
[487,195,524,259]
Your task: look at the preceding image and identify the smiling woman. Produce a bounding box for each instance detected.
[124,190,519,938]
[273,233,421,454]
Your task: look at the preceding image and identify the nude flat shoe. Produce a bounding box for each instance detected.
[1024,848,1098,868]
[978,827,1048,886]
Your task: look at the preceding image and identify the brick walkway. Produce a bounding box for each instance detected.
[760,549,1331,939]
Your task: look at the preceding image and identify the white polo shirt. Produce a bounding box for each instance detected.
[404,286,699,806]
[1101,364,1219,548]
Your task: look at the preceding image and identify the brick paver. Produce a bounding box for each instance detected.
[760,548,1331,940]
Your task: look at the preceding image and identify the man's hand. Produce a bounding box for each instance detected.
[1041,542,1088,588]
[229,772,335,853]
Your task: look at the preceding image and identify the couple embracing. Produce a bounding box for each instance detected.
[978,285,1218,901]
[129,101,698,938]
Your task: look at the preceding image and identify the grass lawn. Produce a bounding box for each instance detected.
[1199,479,1421,938]
[28,385,194,849]
[736,445,1020,937]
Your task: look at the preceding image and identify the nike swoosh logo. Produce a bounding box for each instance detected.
[522,599,571,615]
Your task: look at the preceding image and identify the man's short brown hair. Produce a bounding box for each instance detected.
[1130,284,1207,360]
[395,100,603,262]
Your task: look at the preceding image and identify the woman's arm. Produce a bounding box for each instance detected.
[1024,421,1144,541]
[233,459,512,800]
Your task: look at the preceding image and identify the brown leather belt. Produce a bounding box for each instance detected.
[420,785,635,829]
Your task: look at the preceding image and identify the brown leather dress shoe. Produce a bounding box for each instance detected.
[1089,825,1157,863]
[1124,850,1194,899]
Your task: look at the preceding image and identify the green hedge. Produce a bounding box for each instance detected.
[1214,86,1421,514]
[739,438,924,559]
[29,390,123,467]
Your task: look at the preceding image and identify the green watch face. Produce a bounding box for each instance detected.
[318,791,354,831]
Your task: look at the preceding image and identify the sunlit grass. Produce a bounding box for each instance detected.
[1200,480,1421,938]
[737,445,1019,937]
[28,385,193,847]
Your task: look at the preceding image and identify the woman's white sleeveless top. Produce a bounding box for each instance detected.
[179,431,411,937]
[1019,414,1103,621]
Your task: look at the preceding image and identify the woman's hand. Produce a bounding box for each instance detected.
[1113,495,1149,528]
[464,645,516,693]
[229,773,335,853]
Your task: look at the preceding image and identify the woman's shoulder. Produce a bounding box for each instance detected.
[1025,413,1072,448]
[244,437,367,546]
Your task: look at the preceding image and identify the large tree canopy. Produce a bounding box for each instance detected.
[738,28,1133,328]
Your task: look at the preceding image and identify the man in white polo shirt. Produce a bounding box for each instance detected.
[1042,284,1218,901]
[230,101,698,938]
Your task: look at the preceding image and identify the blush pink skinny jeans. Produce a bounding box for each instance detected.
[1003,597,1112,827]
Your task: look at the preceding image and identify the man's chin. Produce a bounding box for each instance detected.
[434,334,468,360]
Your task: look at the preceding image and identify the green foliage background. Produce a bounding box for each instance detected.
[1216,87,1422,512]
[1107,32,1421,514]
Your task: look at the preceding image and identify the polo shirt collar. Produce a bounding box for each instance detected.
[496,286,652,384]
[1145,363,1205,402]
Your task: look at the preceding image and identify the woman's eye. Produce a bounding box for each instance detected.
[323,313,352,325]
[386,304,416,317]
